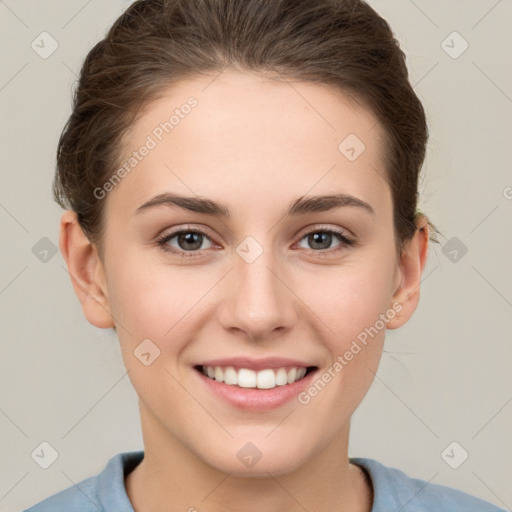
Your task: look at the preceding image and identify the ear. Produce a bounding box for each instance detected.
[59,210,115,329]
[386,215,430,330]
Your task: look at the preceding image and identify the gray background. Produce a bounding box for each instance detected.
[1,0,511,510]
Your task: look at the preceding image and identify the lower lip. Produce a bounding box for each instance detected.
[194,367,318,411]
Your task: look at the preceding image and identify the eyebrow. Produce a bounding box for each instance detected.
[134,192,376,217]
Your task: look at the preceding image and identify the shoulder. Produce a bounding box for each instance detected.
[23,451,144,512]
[23,474,100,512]
[350,457,506,512]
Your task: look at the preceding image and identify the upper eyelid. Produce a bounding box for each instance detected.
[161,224,213,237]
[300,225,352,238]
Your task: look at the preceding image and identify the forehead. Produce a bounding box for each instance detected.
[108,69,391,219]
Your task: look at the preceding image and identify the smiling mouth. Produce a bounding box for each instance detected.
[194,365,317,390]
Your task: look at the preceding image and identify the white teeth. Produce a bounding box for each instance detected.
[287,367,297,384]
[223,366,237,385]
[200,365,311,389]
[256,369,276,389]
[238,368,257,388]
[275,368,288,386]
[214,366,224,383]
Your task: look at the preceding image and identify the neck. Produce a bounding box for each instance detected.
[125,402,373,512]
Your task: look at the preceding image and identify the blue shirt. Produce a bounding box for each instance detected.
[23,450,506,511]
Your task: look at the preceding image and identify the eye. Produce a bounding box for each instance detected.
[297,227,354,254]
[156,227,214,257]
[156,225,354,258]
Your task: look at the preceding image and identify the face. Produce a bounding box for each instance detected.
[78,70,415,476]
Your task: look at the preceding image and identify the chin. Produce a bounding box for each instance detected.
[196,439,313,478]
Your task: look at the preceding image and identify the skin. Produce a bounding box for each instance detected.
[60,69,429,512]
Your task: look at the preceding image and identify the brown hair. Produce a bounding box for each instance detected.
[54,0,440,257]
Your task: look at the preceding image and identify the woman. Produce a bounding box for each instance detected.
[24,0,506,510]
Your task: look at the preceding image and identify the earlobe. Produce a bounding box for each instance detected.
[386,217,430,330]
[59,210,115,329]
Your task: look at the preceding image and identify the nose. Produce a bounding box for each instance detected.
[218,246,298,342]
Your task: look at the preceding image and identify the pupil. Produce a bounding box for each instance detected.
[310,232,331,250]
[179,232,202,250]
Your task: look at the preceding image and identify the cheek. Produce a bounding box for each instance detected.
[293,273,391,425]
[106,259,211,404]
[303,257,396,344]
[299,252,397,399]
[106,255,216,347]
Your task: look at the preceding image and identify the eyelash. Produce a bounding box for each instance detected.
[155,225,355,258]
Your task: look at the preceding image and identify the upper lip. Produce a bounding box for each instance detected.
[195,357,317,371]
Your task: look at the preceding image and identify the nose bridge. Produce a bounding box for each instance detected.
[220,239,296,340]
